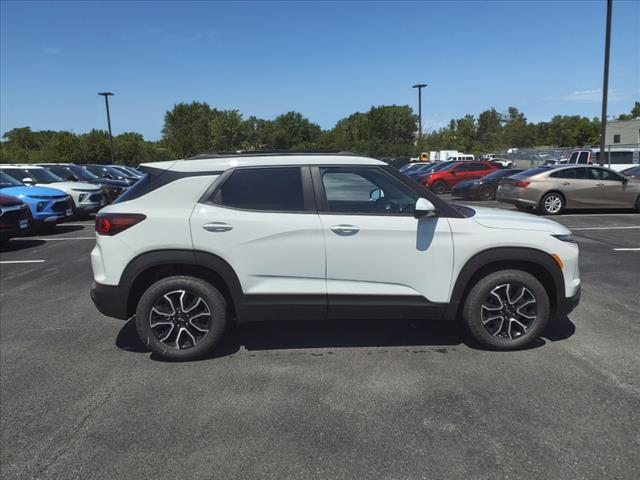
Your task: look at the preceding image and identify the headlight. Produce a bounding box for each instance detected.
[37,202,46,212]
[79,194,88,202]
[552,234,577,243]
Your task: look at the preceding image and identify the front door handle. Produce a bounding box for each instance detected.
[330,224,360,236]
[561,182,571,186]
[596,183,605,187]
[202,222,233,232]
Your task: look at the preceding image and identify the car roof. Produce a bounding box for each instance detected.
[0,164,46,169]
[140,153,386,173]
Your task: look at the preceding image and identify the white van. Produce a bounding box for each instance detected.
[566,148,639,172]
[447,154,474,161]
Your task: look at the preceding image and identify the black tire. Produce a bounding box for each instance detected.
[135,275,228,361]
[540,192,565,215]
[478,185,495,201]
[635,196,640,213]
[462,270,549,350]
[431,180,447,194]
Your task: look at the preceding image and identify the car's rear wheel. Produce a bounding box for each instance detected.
[540,192,565,215]
[135,275,228,361]
[431,180,447,194]
[478,185,495,200]
[635,196,640,212]
[462,270,549,350]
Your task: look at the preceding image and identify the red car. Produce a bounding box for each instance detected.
[419,161,501,194]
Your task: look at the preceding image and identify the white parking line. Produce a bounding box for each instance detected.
[613,248,640,251]
[572,226,640,231]
[0,260,46,264]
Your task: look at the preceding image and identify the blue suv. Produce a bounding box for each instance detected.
[0,171,72,227]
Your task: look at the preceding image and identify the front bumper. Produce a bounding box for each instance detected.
[90,282,129,320]
[555,285,581,319]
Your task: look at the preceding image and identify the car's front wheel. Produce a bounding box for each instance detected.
[462,270,549,350]
[135,276,228,361]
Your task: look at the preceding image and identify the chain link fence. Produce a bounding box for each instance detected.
[495,143,640,169]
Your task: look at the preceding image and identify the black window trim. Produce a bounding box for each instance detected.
[200,165,317,214]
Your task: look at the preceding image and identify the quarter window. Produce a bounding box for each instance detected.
[320,167,417,215]
[213,167,305,211]
[577,152,590,164]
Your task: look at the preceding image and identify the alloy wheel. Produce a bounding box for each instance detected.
[148,289,212,350]
[479,186,494,200]
[543,194,563,214]
[480,283,537,340]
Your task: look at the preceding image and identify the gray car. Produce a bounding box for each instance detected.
[496,165,640,215]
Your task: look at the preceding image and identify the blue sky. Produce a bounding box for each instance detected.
[1,0,638,140]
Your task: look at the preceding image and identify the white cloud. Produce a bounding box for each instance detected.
[546,89,631,103]
[42,47,62,55]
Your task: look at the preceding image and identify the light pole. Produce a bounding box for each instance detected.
[412,84,428,159]
[98,92,115,164]
[598,0,612,166]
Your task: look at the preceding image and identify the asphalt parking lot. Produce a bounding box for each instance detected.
[1,199,639,480]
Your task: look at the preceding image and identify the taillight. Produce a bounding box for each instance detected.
[514,181,530,188]
[95,213,146,236]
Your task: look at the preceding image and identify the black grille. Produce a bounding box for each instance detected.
[0,206,27,226]
[89,193,103,202]
[52,199,71,213]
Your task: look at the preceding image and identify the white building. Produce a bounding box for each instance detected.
[605,119,640,146]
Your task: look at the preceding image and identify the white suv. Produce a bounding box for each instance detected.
[90,152,581,360]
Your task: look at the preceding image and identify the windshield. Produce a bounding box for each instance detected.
[23,167,64,183]
[69,165,98,179]
[0,171,24,187]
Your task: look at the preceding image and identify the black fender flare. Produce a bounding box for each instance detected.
[443,247,565,321]
[120,249,244,317]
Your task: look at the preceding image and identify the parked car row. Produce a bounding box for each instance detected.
[398,160,640,215]
[0,163,142,242]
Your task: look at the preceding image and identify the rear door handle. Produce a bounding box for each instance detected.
[330,224,360,236]
[202,222,233,232]
[596,183,605,187]
[561,182,571,186]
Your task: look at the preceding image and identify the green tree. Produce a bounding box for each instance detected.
[49,131,85,163]
[617,101,640,120]
[162,102,216,157]
[502,107,533,148]
[477,108,503,151]
[114,132,153,165]
[81,129,112,164]
[269,111,322,149]
[209,110,247,151]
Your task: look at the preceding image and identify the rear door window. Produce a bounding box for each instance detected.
[213,167,305,212]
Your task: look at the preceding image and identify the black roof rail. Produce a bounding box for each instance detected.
[185,150,365,160]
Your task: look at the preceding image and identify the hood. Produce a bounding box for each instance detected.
[37,181,100,192]
[468,206,571,234]
[1,185,68,199]
[94,178,130,188]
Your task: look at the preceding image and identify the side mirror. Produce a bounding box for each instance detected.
[450,170,457,175]
[22,177,35,184]
[415,198,436,217]
[370,188,384,201]
[622,177,629,184]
